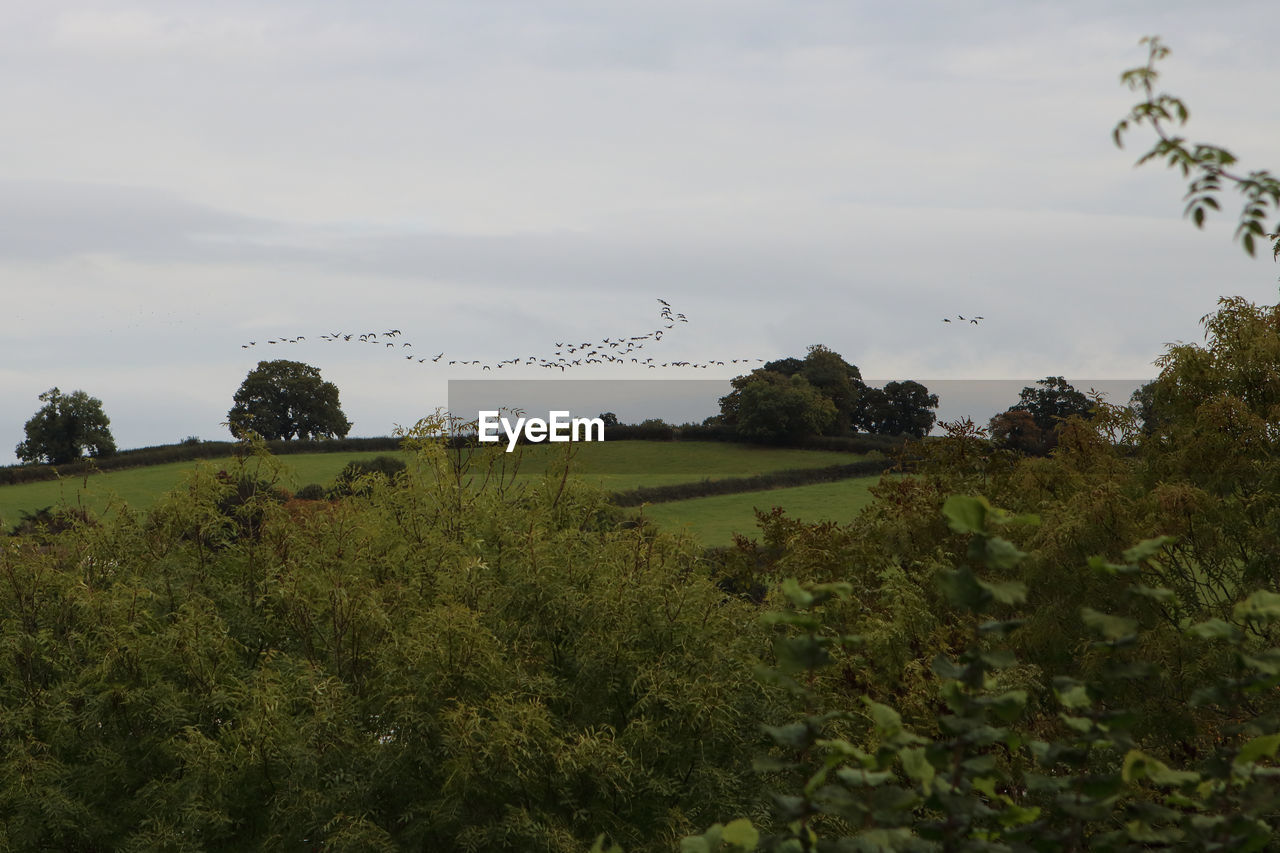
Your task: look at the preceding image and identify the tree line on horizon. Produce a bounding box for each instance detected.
[9,351,1158,467]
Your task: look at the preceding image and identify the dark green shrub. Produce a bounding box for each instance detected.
[330,455,408,496]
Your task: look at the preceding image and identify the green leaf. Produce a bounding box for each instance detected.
[1122,535,1175,564]
[721,819,759,851]
[978,577,1028,604]
[1240,652,1280,676]
[808,581,853,604]
[1234,733,1280,767]
[590,833,625,853]
[773,635,831,674]
[983,690,1028,722]
[900,747,935,790]
[1087,555,1130,576]
[1126,820,1185,844]
[1060,714,1095,733]
[780,578,814,609]
[1056,683,1091,710]
[980,537,1028,571]
[943,495,988,534]
[978,649,1018,669]
[931,656,966,679]
[1130,584,1176,603]
[1082,607,1138,641]
[681,832,714,853]
[1186,618,1241,642]
[864,699,904,736]
[1234,590,1280,624]
[1000,804,1042,828]
[835,767,895,787]
[763,722,813,750]
[1122,750,1199,787]
[760,611,820,630]
[939,568,987,612]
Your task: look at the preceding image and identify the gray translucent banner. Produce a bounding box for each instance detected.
[444,378,1154,474]
[448,379,730,429]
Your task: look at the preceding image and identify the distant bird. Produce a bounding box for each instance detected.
[943,318,951,323]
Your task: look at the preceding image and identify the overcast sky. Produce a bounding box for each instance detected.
[3,1,1278,463]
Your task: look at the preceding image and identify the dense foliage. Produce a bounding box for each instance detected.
[15,387,117,465]
[665,292,1280,850]
[0,432,781,851]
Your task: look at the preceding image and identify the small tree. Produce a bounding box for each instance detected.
[228,360,352,440]
[989,408,1045,454]
[15,387,117,465]
[858,379,939,437]
[1010,376,1093,431]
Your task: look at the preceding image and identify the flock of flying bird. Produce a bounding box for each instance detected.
[240,299,769,372]
[240,299,989,371]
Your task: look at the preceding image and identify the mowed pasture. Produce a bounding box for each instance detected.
[0,441,876,530]
[639,475,884,546]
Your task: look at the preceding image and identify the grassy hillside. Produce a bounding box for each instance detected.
[638,475,884,546]
[0,451,400,528]
[0,441,873,528]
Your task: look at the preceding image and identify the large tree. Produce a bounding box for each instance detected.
[723,345,864,437]
[15,387,117,465]
[228,360,352,440]
[720,372,837,443]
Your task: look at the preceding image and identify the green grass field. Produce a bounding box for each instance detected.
[638,475,883,546]
[0,451,402,528]
[0,442,873,529]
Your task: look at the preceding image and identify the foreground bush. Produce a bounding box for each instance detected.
[673,497,1280,851]
[0,434,780,851]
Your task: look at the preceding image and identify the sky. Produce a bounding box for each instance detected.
[4,1,1279,463]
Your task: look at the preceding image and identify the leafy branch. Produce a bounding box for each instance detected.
[1113,36,1280,259]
